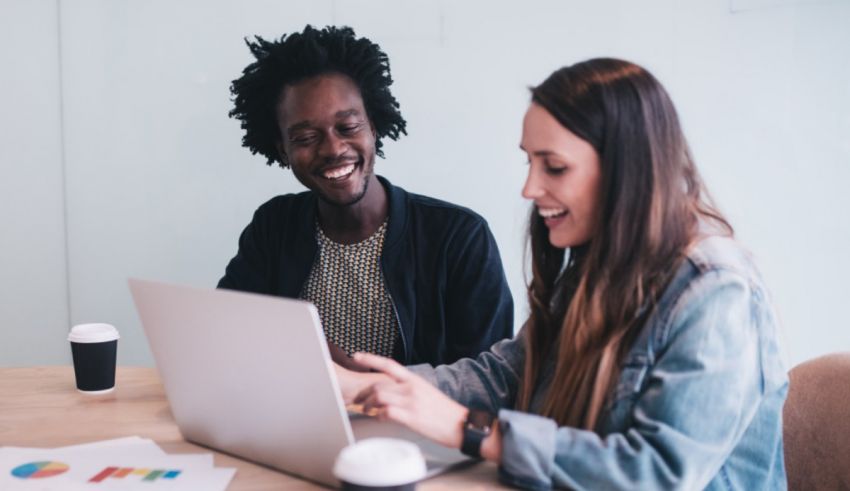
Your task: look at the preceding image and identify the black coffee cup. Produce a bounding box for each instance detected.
[68,323,120,393]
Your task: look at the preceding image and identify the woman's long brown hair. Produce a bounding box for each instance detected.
[517,59,732,430]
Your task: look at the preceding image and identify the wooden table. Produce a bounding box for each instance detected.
[0,367,509,490]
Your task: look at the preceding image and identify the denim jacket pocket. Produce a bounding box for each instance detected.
[608,354,650,409]
[598,355,650,434]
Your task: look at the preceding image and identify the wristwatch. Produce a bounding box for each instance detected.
[460,409,495,459]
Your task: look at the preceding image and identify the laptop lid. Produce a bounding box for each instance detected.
[129,278,353,486]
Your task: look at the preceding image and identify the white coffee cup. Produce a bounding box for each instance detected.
[333,438,427,490]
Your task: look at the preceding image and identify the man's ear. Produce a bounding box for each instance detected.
[275,140,289,167]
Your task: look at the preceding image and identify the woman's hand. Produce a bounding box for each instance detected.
[351,352,469,449]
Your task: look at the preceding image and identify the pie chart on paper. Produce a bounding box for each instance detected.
[11,461,70,479]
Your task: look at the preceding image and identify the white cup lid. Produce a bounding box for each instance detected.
[68,323,120,344]
[333,438,426,486]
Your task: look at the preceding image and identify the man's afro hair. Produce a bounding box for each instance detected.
[229,25,407,167]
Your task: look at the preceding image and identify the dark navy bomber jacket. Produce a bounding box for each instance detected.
[218,176,514,365]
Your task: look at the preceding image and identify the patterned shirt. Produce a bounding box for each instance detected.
[299,221,399,357]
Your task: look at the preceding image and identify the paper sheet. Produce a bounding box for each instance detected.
[0,437,234,490]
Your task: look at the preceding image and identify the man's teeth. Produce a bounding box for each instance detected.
[323,163,356,180]
[538,207,567,218]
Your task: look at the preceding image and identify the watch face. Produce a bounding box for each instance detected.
[466,410,495,434]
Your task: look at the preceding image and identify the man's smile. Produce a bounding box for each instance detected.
[321,162,357,181]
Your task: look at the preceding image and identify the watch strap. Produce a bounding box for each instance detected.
[461,409,495,459]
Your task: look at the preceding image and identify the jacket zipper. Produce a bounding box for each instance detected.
[380,258,408,362]
[388,295,408,363]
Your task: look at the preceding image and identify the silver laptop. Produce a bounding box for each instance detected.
[128,278,470,487]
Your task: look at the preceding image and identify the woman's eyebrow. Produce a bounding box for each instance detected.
[525,148,559,158]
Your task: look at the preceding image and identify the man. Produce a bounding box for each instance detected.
[219,25,512,368]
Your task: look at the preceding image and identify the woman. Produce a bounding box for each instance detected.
[335,58,788,490]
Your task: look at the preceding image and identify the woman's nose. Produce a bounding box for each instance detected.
[522,166,544,200]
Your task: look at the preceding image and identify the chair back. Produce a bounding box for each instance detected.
[783,352,850,490]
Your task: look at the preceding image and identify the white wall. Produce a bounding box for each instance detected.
[0,0,70,365]
[1,0,848,367]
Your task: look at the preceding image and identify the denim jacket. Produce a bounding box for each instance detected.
[411,236,788,490]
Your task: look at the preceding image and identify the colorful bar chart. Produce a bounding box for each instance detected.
[11,461,70,479]
[88,466,182,483]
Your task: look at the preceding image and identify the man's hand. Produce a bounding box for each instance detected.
[326,341,371,372]
[332,360,391,405]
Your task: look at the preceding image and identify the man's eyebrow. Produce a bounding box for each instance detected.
[336,109,361,119]
[286,121,312,134]
[286,109,363,134]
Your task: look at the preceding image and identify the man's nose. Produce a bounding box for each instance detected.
[318,132,347,158]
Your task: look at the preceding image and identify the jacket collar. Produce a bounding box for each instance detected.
[298,175,406,250]
[378,175,407,251]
